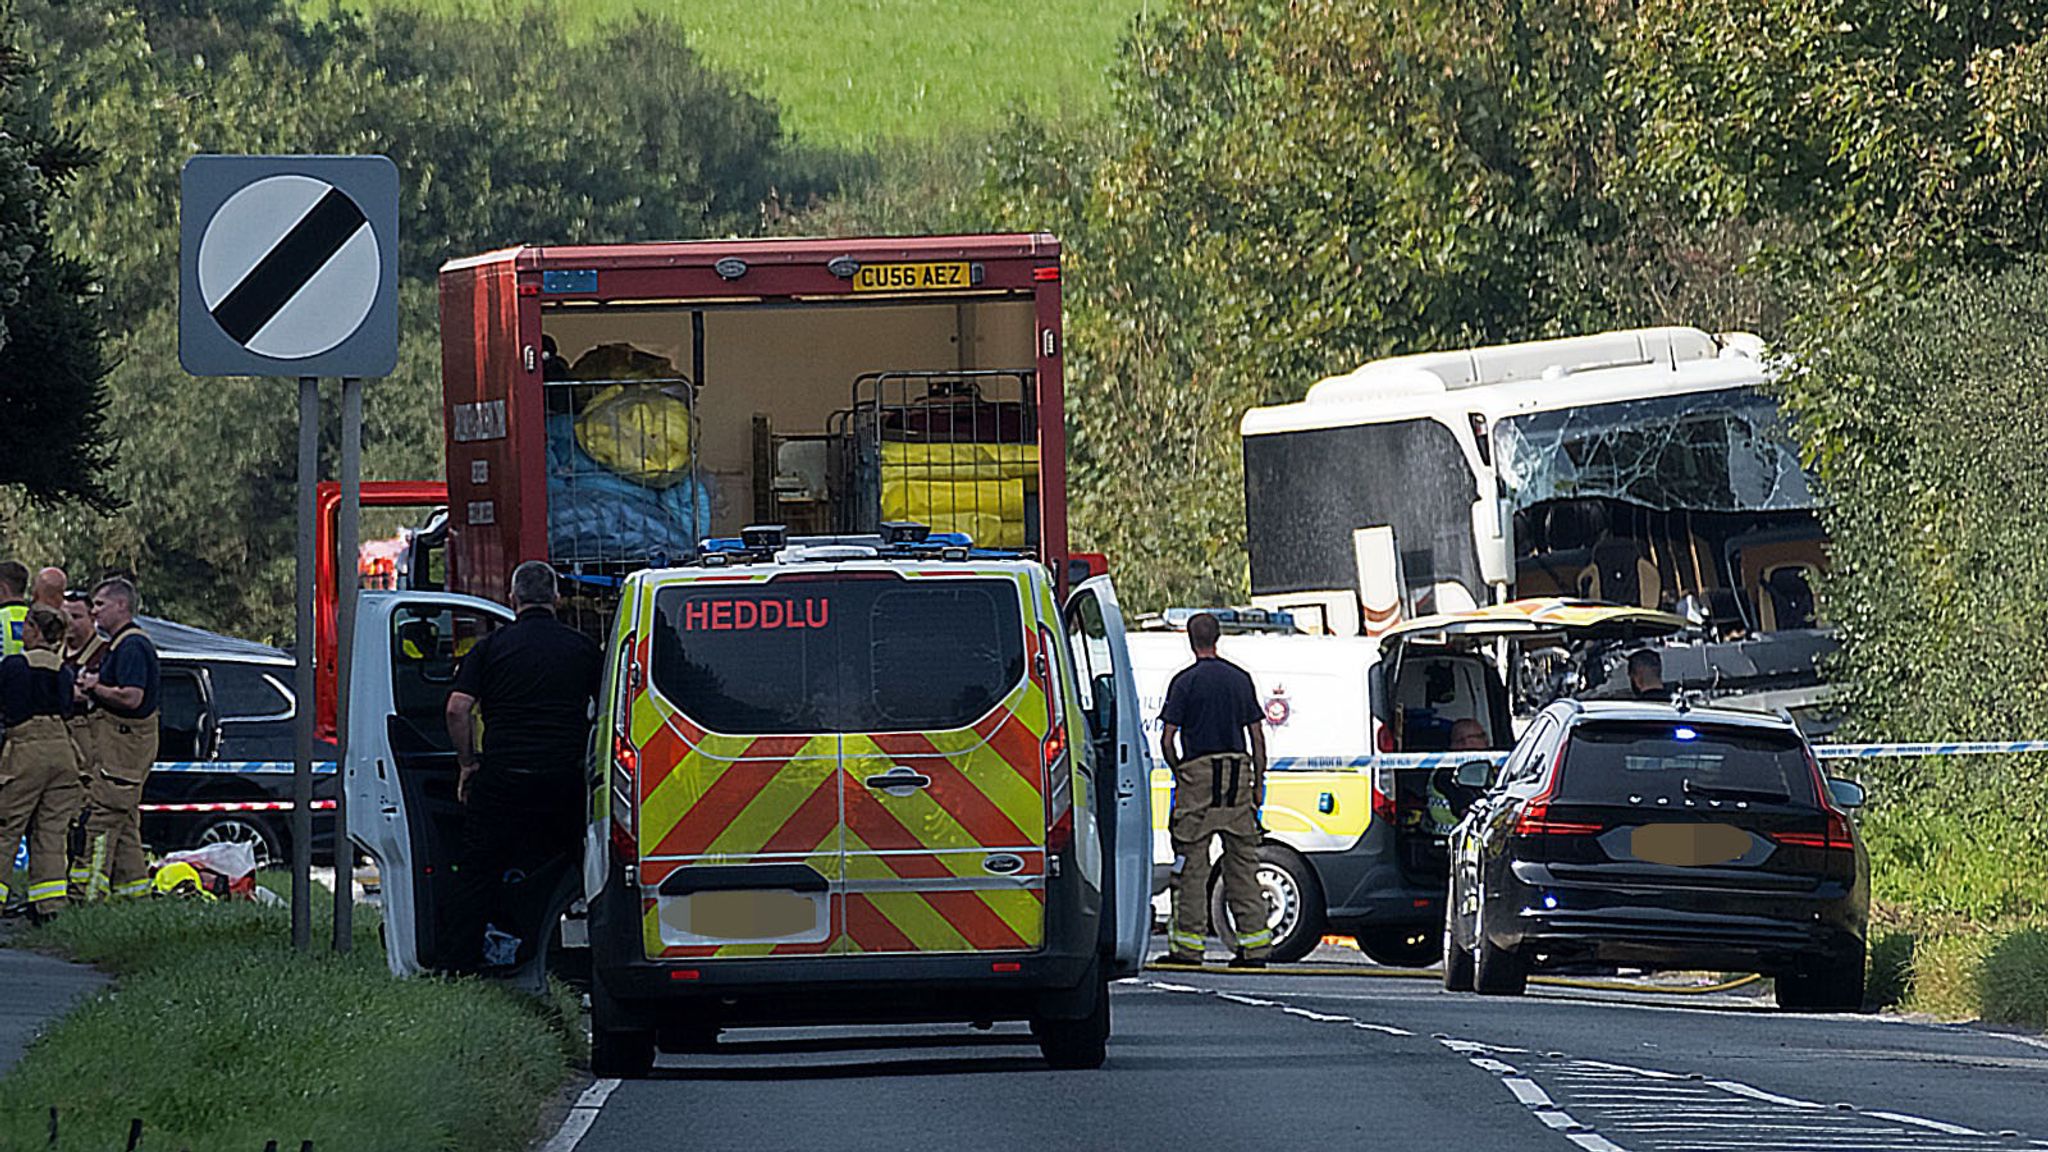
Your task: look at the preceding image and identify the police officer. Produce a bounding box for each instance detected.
[1627,649,1667,701]
[76,577,159,901]
[0,561,28,660]
[1159,612,1272,968]
[0,607,84,922]
[442,560,601,972]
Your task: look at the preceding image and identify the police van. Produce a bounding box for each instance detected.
[345,527,1150,1076]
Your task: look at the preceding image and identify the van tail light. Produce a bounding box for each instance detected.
[1370,760,1397,823]
[1512,804,1604,837]
[611,732,639,866]
[1047,805,1074,854]
[1042,721,1066,773]
[1375,723,1395,754]
[609,820,637,869]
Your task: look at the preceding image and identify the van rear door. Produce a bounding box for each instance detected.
[838,573,1049,955]
[345,591,512,977]
[1064,575,1151,977]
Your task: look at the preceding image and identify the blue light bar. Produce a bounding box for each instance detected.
[1674,726,1698,741]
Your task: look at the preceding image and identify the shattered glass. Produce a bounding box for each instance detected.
[1494,388,1814,513]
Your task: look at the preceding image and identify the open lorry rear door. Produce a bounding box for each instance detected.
[345,590,513,977]
[1064,575,1152,977]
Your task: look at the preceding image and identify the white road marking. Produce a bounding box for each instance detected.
[1214,992,1279,1007]
[1505,1077,1557,1108]
[1864,1112,1985,1136]
[1566,1133,1631,1152]
[539,1078,621,1152]
[1470,1056,1522,1076]
[1280,1006,1353,1023]
[1705,1080,1828,1109]
[1352,1021,1415,1036]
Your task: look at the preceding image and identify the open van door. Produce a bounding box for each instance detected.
[1064,575,1152,977]
[345,590,513,976]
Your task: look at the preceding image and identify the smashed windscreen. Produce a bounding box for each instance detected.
[1494,388,1813,514]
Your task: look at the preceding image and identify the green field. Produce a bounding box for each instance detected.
[321,0,1150,144]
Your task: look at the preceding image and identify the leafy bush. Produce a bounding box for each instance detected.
[1980,928,2048,1030]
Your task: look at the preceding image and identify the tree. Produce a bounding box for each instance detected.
[2,0,800,638]
[0,7,114,509]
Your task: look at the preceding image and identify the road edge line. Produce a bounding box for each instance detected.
[539,1078,620,1152]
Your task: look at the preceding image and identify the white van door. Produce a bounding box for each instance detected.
[345,590,513,977]
[1064,576,1152,977]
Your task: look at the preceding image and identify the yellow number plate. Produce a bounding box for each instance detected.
[852,261,975,293]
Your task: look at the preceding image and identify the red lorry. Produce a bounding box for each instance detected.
[318,233,1075,736]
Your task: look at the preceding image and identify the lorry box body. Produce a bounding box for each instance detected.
[435,236,1070,618]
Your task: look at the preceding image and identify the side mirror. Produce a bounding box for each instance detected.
[1827,778,1866,811]
[1455,759,1493,790]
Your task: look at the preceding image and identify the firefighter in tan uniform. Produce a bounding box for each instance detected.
[1158,612,1273,968]
[75,578,159,901]
[0,607,85,921]
[61,591,107,900]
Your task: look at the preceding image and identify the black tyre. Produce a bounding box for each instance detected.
[590,979,656,1079]
[1442,922,1475,992]
[1033,966,1111,1070]
[1473,933,1527,996]
[1776,949,1866,1013]
[1357,926,1442,969]
[1210,844,1326,964]
[194,813,282,870]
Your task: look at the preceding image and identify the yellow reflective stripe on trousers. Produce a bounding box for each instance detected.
[1236,927,1274,948]
[113,878,151,899]
[27,880,66,903]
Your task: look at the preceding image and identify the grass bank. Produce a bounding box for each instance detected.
[315,0,1149,145]
[0,895,576,1152]
[1858,773,2048,1026]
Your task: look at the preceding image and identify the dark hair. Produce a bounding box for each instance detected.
[63,589,90,604]
[24,605,66,647]
[510,560,557,607]
[0,560,26,598]
[1186,612,1221,651]
[1628,649,1662,678]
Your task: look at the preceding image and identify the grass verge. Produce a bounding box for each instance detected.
[0,893,575,1152]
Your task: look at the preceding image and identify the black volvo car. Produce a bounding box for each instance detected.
[1443,701,1868,1011]
[138,617,339,865]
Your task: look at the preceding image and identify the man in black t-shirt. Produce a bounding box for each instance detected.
[1158,613,1272,968]
[443,561,602,972]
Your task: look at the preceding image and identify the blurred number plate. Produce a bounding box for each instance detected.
[658,889,827,946]
[1631,823,1750,867]
[852,261,976,293]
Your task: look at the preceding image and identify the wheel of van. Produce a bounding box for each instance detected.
[1356,926,1442,969]
[589,980,656,1079]
[1441,922,1475,992]
[1033,964,1110,1070]
[195,814,282,870]
[1775,949,1866,1013]
[1473,934,1527,996]
[1211,845,1326,964]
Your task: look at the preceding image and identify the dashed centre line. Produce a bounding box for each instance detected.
[1141,977,2031,1152]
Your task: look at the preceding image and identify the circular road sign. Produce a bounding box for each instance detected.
[196,173,381,361]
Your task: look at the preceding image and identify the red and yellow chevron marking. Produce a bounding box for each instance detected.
[624,565,1060,961]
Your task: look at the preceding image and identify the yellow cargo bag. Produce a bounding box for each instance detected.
[576,384,694,489]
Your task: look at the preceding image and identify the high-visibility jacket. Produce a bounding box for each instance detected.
[0,601,26,659]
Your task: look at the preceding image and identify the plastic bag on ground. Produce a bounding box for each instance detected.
[157,841,260,901]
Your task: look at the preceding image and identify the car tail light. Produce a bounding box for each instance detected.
[1512,740,1595,835]
[1777,747,1856,851]
[1512,804,1604,837]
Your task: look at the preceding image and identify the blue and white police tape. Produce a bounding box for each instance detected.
[151,761,337,774]
[1263,743,2048,773]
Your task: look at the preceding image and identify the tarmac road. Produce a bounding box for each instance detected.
[560,957,2048,1152]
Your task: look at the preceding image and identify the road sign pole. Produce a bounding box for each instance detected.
[292,375,318,953]
[334,376,361,953]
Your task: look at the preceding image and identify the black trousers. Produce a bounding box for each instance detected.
[446,770,582,972]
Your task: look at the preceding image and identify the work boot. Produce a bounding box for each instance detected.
[1160,950,1205,967]
[1227,954,1268,970]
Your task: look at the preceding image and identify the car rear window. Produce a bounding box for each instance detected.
[1557,720,1817,806]
[650,576,1026,734]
